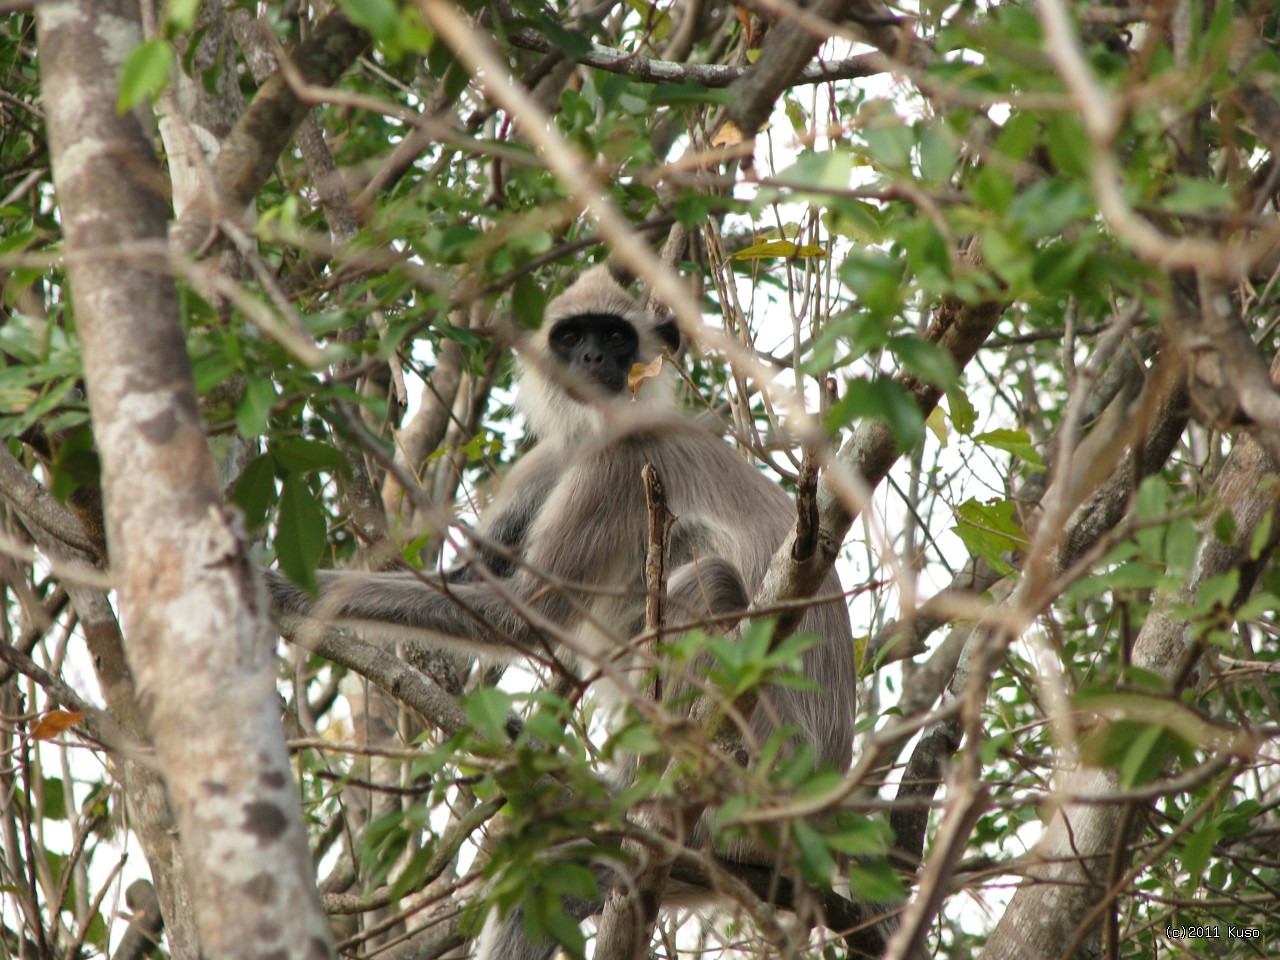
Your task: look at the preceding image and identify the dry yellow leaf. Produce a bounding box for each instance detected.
[713,121,745,147]
[31,709,84,741]
[628,356,665,399]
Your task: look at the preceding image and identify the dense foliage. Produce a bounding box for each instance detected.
[2,0,1280,958]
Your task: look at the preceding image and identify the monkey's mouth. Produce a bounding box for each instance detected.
[576,367,626,394]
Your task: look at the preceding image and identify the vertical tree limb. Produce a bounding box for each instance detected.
[593,463,676,960]
[36,3,334,957]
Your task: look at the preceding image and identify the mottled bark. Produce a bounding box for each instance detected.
[36,3,333,958]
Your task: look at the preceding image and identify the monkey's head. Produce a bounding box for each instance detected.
[518,266,682,443]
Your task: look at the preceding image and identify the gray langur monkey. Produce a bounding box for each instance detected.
[268,266,859,958]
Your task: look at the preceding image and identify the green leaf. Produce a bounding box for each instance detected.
[336,0,400,42]
[236,377,277,439]
[838,251,904,317]
[1181,800,1219,892]
[1212,508,1237,544]
[1009,180,1093,239]
[392,840,440,899]
[1045,113,1090,178]
[165,0,202,31]
[994,111,1038,159]
[1134,475,1167,558]
[946,386,977,435]
[675,190,731,227]
[434,320,488,351]
[275,475,326,593]
[273,438,342,474]
[888,337,957,389]
[952,497,1027,571]
[464,688,513,741]
[864,122,914,172]
[1106,560,1161,590]
[826,378,924,450]
[539,909,586,960]
[918,126,957,184]
[1135,474,1166,522]
[822,199,883,242]
[513,274,547,329]
[1249,508,1274,561]
[971,166,1014,214]
[1194,570,1239,613]
[229,455,278,531]
[42,777,67,820]
[773,150,854,192]
[49,426,100,502]
[1235,591,1280,623]
[532,17,592,60]
[790,819,836,885]
[1164,518,1199,581]
[897,218,950,281]
[1162,177,1234,214]
[972,428,1042,467]
[82,911,108,952]
[783,96,809,137]
[1217,799,1261,837]
[118,39,173,112]
[1119,723,1165,787]
[605,721,661,758]
[847,859,906,902]
[546,862,599,900]
[822,813,889,857]
[649,83,733,106]
[980,226,1033,291]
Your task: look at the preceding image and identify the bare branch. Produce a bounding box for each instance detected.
[507,28,882,88]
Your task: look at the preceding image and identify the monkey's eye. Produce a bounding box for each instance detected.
[605,331,625,346]
[557,331,582,347]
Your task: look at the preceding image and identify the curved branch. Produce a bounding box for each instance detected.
[175,9,369,253]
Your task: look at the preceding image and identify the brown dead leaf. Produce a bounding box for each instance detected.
[713,121,745,147]
[31,709,84,740]
[628,356,666,399]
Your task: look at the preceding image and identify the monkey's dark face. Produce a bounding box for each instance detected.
[547,313,640,395]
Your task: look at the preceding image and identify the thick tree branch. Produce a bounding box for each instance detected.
[0,448,98,556]
[174,8,369,253]
[726,0,923,136]
[283,621,471,737]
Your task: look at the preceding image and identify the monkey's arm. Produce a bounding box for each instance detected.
[264,569,553,659]
[447,450,564,583]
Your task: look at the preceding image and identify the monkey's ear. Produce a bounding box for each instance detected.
[655,316,681,355]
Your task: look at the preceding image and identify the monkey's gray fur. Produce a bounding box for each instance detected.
[268,266,859,959]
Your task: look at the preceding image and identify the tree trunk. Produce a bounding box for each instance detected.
[36,2,334,958]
